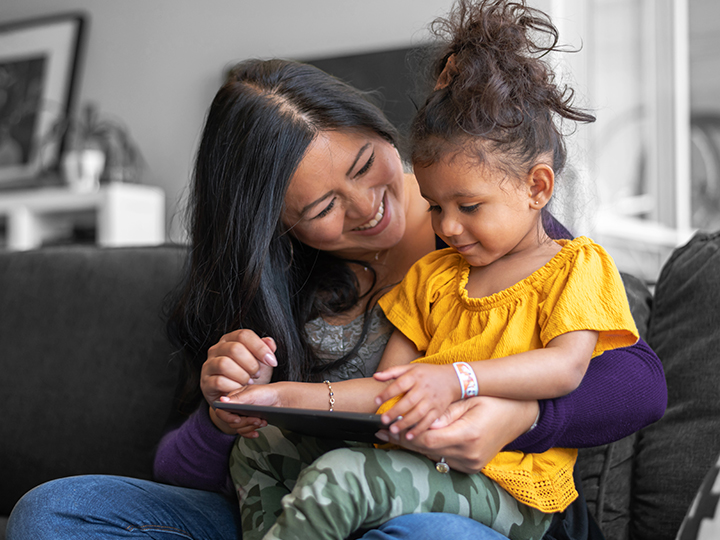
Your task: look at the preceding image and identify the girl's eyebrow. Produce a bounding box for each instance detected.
[346,143,372,176]
[421,189,479,200]
[300,191,333,217]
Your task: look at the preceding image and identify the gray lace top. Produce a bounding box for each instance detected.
[305,305,394,382]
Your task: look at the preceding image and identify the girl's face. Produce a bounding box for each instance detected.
[282,129,407,260]
[414,152,542,268]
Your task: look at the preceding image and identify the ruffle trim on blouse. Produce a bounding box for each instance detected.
[453,237,594,311]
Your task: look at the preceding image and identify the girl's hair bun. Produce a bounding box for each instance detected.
[412,0,595,176]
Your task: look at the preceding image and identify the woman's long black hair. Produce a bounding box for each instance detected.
[166,59,399,409]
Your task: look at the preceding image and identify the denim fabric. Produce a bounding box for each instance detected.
[6,475,511,540]
[359,513,508,540]
[633,231,720,540]
[7,475,242,540]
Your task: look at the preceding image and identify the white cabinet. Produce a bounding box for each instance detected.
[0,183,165,250]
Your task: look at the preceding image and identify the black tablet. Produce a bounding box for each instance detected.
[213,402,386,443]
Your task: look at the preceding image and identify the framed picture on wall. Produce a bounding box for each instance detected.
[0,13,85,186]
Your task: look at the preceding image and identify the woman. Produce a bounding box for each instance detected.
[7,58,666,540]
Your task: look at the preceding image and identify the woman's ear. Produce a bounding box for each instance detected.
[525,164,554,209]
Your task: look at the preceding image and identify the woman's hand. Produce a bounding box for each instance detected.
[202,329,278,434]
[373,364,459,439]
[376,396,539,474]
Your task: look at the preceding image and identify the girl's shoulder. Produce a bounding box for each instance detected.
[554,236,616,268]
[544,236,623,292]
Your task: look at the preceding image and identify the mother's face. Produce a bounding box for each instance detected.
[282,129,407,260]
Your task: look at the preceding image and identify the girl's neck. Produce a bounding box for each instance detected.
[465,237,562,299]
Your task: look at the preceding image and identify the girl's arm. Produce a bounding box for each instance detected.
[223,328,422,415]
[390,338,666,474]
[375,330,598,437]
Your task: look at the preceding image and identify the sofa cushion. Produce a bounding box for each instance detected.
[632,231,720,540]
[0,244,187,517]
[676,450,720,540]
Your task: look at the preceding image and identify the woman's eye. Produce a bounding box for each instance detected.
[314,197,336,219]
[459,204,480,214]
[355,152,375,178]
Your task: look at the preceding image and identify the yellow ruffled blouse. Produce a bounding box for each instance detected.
[377,237,639,513]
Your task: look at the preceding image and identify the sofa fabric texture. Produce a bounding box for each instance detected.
[632,231,720,540]
[0,245,186,517]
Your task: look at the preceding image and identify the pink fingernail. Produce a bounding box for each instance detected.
[264,353,278,367]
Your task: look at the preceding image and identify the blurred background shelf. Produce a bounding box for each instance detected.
[0,183,165,251]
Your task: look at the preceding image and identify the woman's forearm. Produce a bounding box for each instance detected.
[507,338,667,453]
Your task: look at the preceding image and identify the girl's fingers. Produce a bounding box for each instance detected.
[375,376,416,407]
[373,364,413,381]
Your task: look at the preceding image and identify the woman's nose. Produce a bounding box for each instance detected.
[346,189,376,219]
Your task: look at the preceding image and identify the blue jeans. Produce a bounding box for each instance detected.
[7,475,506,540]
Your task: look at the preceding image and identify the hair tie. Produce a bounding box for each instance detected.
[434,53,459,91]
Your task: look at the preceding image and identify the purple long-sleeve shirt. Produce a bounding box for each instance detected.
[153,338,666,494]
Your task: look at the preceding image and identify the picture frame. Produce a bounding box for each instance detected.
[0,13,85,186]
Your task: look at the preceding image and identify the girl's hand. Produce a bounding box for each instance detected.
[213,382,287,438]
[373,363,459,439]
[376,396,539,474]
[202,329,277,434]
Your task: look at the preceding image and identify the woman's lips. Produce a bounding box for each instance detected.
[353,195,391,235]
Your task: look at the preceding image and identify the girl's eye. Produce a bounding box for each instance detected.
[314,197,336,219]
[459,204,480,214]
[427,204,441,213]
[354,152,375,178]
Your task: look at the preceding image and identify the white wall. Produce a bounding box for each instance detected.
[2,0,465,242]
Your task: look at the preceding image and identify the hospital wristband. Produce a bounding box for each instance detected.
[453,362,479,399]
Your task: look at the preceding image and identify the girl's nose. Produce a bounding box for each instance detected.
[438,214,463,238]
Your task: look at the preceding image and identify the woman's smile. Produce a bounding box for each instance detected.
[283,130,406,257]
[352,194,390,235]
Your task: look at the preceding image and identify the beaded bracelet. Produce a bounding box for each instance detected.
[453,362,479,399]
[323,380,335,412]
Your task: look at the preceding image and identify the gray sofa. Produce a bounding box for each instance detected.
[1,232,720,540]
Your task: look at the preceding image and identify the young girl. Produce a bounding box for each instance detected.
[229,1,639,539]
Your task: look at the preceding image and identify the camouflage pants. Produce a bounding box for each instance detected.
[229,426,552,540]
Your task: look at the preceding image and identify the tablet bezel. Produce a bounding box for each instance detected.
[213,402,386,443]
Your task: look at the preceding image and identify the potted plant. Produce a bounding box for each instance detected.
[54,102,143,191]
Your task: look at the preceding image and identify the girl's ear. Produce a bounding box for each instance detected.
[525,163,554,209]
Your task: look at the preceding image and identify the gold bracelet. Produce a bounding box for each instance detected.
[323,380,335,412]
